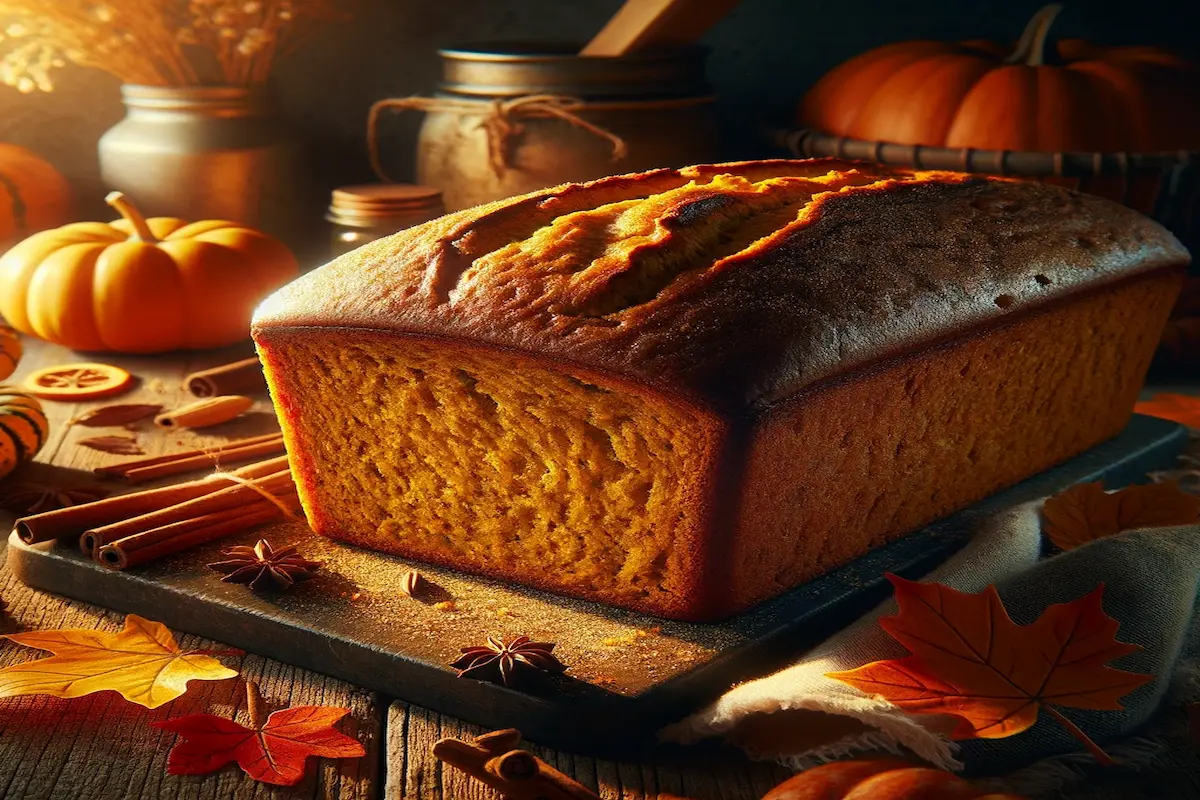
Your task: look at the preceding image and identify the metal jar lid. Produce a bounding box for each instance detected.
[437,42,711,99]
[327,184,446,227]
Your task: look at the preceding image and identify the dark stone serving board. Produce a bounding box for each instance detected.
[8,415,1189,756]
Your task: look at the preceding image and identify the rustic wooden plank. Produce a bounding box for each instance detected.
[0,559,382,800]
[0,337,381,800]
[384,701,789,800]
[6,339,273,480]
[384,696,1200,800]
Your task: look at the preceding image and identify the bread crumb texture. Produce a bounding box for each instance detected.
[262,332,717,615]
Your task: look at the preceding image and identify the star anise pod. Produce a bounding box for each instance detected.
[0,482,110,516]
[206,539,321,591]
[450,636,566,688]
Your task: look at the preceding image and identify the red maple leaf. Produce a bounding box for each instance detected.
[1134,393,1200,430]
[154,682,365,785]
[827,576,1152,763]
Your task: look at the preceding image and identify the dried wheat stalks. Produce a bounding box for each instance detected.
[0,0,340,91]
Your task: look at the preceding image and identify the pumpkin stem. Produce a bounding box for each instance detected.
[104,191,158,243]
[1005,3,1064,66]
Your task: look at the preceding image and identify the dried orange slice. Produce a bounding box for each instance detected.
[24,363,135,401]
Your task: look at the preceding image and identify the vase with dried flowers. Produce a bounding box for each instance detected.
[0,0,340,249]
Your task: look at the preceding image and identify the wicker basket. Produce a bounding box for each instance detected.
[776,128,1200,367]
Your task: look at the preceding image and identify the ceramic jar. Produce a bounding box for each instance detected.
[373,43,719,211]
[98,85,312,249]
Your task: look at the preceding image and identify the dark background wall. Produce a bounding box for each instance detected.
[3,0,1198,225]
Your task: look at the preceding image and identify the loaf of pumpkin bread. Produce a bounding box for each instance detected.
[252,159,1189,621]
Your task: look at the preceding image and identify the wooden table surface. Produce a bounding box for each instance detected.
[0,337,1196,800]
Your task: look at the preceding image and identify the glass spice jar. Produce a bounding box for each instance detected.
[326,184,446,257]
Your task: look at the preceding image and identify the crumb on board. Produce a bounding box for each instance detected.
[269,528,731,696]
[601,627,661,647]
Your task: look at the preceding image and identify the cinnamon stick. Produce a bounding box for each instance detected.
[83,468,296,551]
[85,504,257,560]
[97,501,294,570]
[93,432,284,482]
[118,437,286,484]
[432,730,599,800]
[155,396,254,429]
[17,456,290,545]
[185,357,267,398]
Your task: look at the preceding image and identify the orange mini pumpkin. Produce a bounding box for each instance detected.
[0,143,73,249]
[799,4,1200,153]
[0,388,48,482]
[0,327,19,382]
[0,192,298,354]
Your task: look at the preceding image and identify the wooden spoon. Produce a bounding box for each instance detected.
[580,0,744,57]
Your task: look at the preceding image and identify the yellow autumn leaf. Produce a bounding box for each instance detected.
[0,614,239,708]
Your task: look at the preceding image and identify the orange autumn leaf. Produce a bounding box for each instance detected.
[827,575,1152,763]
[0,614,239,708]
[154,693,366,785]
[1135,393,1200,430]
[1042,481,1200,551]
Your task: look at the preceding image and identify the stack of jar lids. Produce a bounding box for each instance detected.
[327,184,446,227]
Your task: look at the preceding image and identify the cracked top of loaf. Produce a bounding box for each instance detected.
[253,159,1189,415]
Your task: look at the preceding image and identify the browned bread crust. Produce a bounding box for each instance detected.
[254,159,1189,620]
[255,159,1187,414]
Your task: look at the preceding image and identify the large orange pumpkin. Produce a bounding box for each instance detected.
[0,144,73,249]
[761,760,1028,800]
[799,4,1200,153]
[0,192,298,354]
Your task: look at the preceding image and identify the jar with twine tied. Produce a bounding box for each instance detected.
[367,43,719,211]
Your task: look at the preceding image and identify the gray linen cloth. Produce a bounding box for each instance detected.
[662,501,1200,780]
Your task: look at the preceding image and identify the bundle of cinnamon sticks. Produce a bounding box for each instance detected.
[13,353,297,570]
[17,454,300,571]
